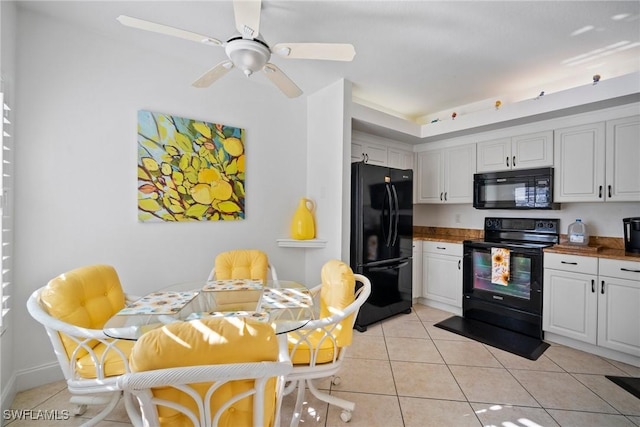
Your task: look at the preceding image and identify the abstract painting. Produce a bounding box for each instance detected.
[137,110,245,222]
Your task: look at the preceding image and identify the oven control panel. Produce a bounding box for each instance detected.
[485,217,559,234]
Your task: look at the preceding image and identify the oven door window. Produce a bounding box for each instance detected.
[471,250,532,299]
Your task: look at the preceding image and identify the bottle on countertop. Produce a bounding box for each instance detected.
[568,219,589,246]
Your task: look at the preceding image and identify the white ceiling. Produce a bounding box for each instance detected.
[15,1,640,125]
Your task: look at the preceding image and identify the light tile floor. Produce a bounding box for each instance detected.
[6,304,640,426]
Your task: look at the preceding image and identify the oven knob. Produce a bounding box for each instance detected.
[537,222,544,229]
[485,219,493,228]
[547,222,555,229]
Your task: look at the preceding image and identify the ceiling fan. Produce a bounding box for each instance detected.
[117,0,356,98]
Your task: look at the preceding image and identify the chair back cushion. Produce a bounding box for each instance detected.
[214,250,269,284]
[288,259,355,365]
[319,259,356,347]
[39,264,128,375]
[130,317,279,427]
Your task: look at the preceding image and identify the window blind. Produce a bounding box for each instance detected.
[0,91,12,333]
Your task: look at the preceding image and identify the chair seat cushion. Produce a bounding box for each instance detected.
[130,317,279,427]
[287,329,340,365]
[76,339,135,379]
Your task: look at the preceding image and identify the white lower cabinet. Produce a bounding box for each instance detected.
[543,254,598,343]
[597,258,640,356]
[422,242,463,308]
[543,253,640,357]
[412,240,422,300]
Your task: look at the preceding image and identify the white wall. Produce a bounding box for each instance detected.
[12,7,317,390]
[305,79,352,286]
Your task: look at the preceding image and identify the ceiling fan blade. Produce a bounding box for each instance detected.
[192,61,234,88]
[273,43,356,61]
[117,15,222,46]
[233,0,262,39]
[262,63,302,98]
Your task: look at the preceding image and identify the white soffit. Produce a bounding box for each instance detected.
[352,72,640,143]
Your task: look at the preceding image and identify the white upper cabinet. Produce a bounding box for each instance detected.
[554,116,640,203]
[416,143,476,204]
[388,147,415,170]
[606,115,640,201]
[554,122,605,202]
[351,132,414,169]
[476,130,553,172]
[351,139,388,165]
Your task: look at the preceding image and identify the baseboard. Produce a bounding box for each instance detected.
[416,298,462,317]
[15,361,64,392]
[544,332,640,369]
[1,371,17,418]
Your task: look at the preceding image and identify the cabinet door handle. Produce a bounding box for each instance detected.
[365,153,369,163]
[512,156,516,167]
[436,246,446,250]
[458,260,461,270]
[440,192,443,201]
[591,279,595,293]
[599,185,603,198]
[561,261,578,265]
[601,280,605,294]
[444,192,448,201]
[506,157,510,167]
[608,185,612,198]
[621,268,640,273]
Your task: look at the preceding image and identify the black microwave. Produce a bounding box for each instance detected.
[473,167,559,209]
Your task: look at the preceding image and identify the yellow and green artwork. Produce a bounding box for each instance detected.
[137,110,245,222]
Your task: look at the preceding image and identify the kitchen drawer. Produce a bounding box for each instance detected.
[599,258,640,281]
[423,241,463,256]
[544,252,598,274]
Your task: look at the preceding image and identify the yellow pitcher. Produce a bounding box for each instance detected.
[290,198,316,240]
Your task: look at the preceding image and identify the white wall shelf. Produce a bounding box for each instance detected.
[277,239,327,248]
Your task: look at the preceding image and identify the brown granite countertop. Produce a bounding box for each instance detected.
[544,236,640,262]
[413,227,640,262]
[413,226,481,244]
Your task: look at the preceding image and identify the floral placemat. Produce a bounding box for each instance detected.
[202,279,264,291]
[118,291,199,315]
[261,288,312,309]
[184,311,269,322]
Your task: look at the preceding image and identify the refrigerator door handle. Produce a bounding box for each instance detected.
[391,184,399,246]
[368,260,410,272]
[383,183,394,247]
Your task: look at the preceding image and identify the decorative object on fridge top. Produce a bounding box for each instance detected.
[290,198,316,240]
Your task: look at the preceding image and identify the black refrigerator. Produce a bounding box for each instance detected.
[350,162,413,332]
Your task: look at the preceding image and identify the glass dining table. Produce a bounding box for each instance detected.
[103,279,315,340]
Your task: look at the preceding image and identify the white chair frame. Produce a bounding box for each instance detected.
[284,273,371,426]
[118,359,292,427]
[26,288,140,427]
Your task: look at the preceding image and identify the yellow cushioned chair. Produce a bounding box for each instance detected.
[207,249,278,285]
[284,259,371,426]
[26,264,137,426]
[119,317,292,427]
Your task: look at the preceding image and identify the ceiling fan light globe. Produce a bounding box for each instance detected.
[225,39,270,74]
